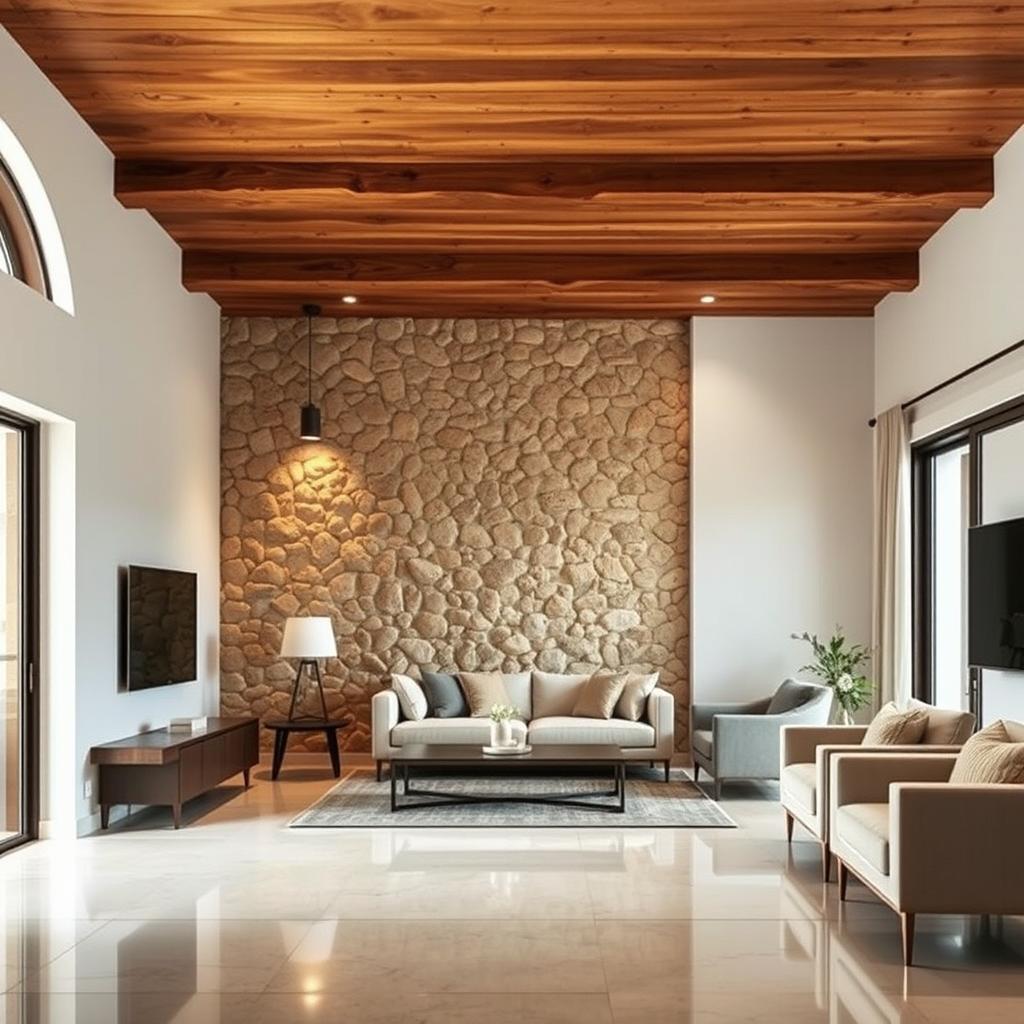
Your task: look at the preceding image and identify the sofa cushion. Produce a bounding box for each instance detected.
[529,716,656,748]
[836,803,890,875]
[391,673,428,721]
[615,671,659,722]
[909,698,975,745]
[420,671,468,718]
[950,719,1024,785]
[862,702,929,746]
[692,729,713,760]
[502,672,533,721]
[459,671,511,718]
[532,671,592,718]
[767,678,818,715]
[392,717,527,746]
[780,762,817,815]
[573,673,627,719]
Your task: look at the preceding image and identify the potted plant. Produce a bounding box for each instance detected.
[792,627,873,724]
[489,703,521,748]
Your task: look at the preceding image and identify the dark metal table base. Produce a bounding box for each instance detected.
[390,761,626,813]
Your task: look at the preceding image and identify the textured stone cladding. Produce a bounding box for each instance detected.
[221,317,690,753]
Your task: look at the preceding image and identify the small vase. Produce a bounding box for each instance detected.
[836,706,854,726]
[491,719,514,748]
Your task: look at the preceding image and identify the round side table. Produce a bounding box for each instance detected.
[264,718,352,780]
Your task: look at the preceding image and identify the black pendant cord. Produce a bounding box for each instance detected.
[299,302,323,440]
[302,302,320,405]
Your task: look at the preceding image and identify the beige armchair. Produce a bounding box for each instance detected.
[780,702,974,880]
[829,751,1024,966]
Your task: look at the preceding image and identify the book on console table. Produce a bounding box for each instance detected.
[168,716,209,733]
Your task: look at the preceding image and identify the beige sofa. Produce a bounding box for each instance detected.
[830,747,1024,965]
[372,671,675,781]
[780,702,975,880]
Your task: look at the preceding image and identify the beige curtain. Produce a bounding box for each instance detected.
[872,405,912,708]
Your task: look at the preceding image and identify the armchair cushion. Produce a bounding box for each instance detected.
[862,702,929,746]
[692,729,713,760]
[949,720,1024,785]
[780,762,817,814]
[836,803,890,874]
[767,678,820,715]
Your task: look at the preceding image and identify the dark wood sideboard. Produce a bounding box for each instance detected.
[89,717,259,829]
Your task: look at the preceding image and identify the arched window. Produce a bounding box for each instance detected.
[0,159,48,297]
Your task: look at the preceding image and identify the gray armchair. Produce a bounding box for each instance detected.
[691,679,833,799]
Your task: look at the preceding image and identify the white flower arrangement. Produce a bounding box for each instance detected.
[488,703,520,722]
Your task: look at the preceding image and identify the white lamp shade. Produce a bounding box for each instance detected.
[280,616,337,658]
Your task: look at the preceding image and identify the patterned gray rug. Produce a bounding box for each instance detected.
[290,767,736,828]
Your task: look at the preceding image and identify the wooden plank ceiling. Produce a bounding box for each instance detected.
[2,1,1024,316]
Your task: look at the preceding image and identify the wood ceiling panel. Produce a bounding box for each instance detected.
[2,0,1022,315]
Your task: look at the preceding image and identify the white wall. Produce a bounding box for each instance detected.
[875,125,1024,440]
[692,317,875,703]
[0,28,221,835]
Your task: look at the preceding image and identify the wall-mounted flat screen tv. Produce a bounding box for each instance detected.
[968,516,1024,671]
[125,565,197,690]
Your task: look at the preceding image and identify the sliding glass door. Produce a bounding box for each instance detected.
[0,409,38,854]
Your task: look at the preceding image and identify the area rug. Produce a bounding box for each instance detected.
[290,767,736,828]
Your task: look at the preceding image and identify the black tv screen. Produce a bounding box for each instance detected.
[125,565,197,690]
[969,517,1024,671]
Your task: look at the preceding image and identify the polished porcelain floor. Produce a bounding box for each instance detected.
[1,764,1022,1023]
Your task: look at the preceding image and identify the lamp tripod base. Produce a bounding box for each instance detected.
[287,659,329,721]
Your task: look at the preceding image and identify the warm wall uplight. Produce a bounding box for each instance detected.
[342,295,358,305]
[700,294,717,304]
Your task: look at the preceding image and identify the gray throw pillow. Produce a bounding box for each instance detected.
[420,671,468,718]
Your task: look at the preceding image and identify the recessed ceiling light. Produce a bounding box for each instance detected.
[699,294,717,304]
[341,295,358,305]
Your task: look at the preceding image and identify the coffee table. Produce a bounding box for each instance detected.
[389,743,626,813]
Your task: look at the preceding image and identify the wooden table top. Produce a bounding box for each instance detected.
[90,717,257,765]
[393,743,624,765]
[263,717,353,732]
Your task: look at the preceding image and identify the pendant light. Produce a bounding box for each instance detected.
[299,302,322,440]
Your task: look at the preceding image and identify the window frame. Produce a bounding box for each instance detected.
[0,407,40,857]
[912,394,1024,719]
[0,159,49,299]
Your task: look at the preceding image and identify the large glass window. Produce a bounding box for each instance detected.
[0,411,38,854]
[913,398,1024,722]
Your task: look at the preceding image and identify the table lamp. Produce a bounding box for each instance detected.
[280,616,337,721]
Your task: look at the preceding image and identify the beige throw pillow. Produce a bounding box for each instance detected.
[908,697,976,745]
[532,671,593,718]
[861,702,929,746]
[458,671,512,718]
[573,673,628,719]
[615,672,659,721]
[949,720,1024,785]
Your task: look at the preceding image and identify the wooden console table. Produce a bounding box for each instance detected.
[90,717,259,829]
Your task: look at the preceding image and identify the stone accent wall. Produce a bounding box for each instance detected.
[221,317,690,752]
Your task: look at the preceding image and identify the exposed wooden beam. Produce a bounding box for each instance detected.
[182,250,918,289]
[116,158,994,203]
